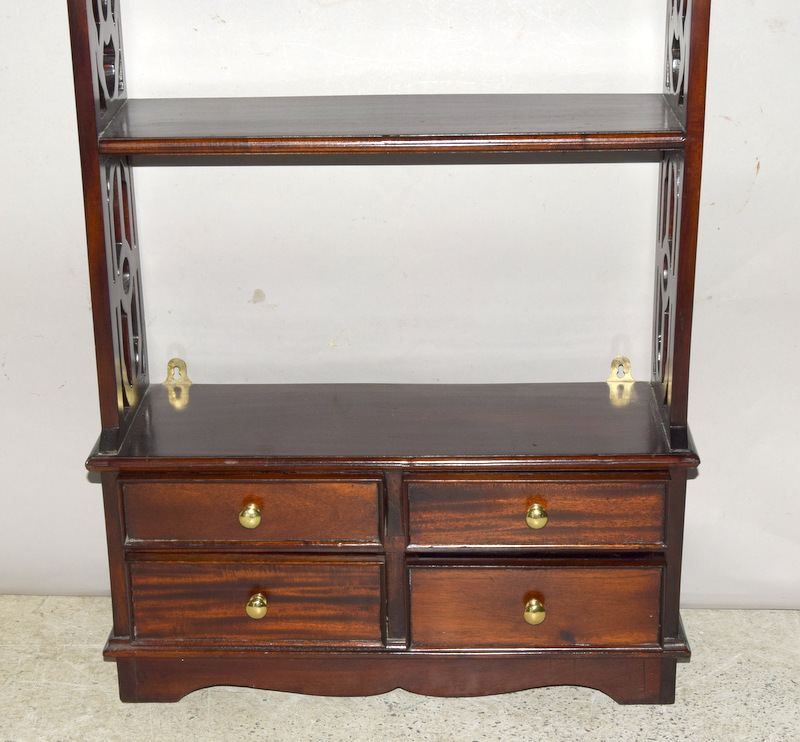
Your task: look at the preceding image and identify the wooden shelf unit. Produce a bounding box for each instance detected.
[68,0,710,704]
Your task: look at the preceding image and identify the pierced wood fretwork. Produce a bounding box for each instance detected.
[68,0,147,445]
[91,0,124,117]
[664,0,692,123]
[652,153,683,411]
[103,157,147,413]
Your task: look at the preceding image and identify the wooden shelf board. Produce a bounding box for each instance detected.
[98,94,685,157]
[87,382,699,470]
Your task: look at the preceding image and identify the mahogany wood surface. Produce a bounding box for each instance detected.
[407,475,666,549]
[130,559,383,645]
[101,471,131,640]
[112,653,679,704]
[662,469,690,640]
[410,566,661,648]
[382,471,410,648]
[667,0,712,435]
[123,478,381,546]
[99,94,685,157]
[66,0,130,433]
[69,0,711,707]
[87,382,699,470]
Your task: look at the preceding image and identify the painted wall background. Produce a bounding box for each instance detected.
[0,1,797,606]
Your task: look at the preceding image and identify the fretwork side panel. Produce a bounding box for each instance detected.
[89,0,149,433]
[103,157,148,414]
[660,0,710,441]
[78,0,127,128]
[68,0,148,447]
[664,0,692,126]
[652,153,683,415]
[91,0,125,118]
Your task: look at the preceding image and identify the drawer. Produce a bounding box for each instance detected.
[410,566,661,648]
[407,476,665,549]
[122,478,381,545]
[131,559,384,646]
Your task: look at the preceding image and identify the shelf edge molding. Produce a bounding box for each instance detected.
[98,94,687,157]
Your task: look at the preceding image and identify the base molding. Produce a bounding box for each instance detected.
[110,650,682,704]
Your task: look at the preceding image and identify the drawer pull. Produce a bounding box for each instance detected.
[525,503,548,530]
[245,593,268,619]
[238,503,262,529]
[523,598,546,626]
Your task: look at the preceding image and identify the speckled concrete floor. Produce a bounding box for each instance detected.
[0,597,797,741]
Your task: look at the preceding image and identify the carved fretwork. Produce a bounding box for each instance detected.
[664,0,692,124]
[91,0,125,119]
[75,0,147,435]
[653,153,683,412]
[103,157,148,416]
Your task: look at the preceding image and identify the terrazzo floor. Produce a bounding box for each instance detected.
[0,597,797,741]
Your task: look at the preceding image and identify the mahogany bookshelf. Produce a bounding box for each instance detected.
[68,0,709,703]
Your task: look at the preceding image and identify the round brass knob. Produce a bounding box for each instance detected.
[238,503,261,529]
[524,598,546,625]
[525,503,548,529]
[246,593,268,619]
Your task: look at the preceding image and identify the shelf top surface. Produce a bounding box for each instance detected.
[98,94,685,157]
[90,382,697,470]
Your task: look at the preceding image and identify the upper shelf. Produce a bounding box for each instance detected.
[98,93,685,157]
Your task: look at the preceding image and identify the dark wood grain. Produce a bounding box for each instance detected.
[667,0,712,437]
[382,471,410,648]
[110,653,681,704]
[69,0,711,707]
[87,382,699,470]
[130,559,383,645]
[662,469,689,640]
[410,566,661,648]
[98,94,685,157]
[407,475,666,549]
[101,472,131,639]
[67,0,126,434]
[123,478,381,546]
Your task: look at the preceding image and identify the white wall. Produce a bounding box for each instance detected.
[683,3,800,607]
[0,1,797,606]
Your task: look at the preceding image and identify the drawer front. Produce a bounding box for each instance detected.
[410,566,661,648]
[123,479,381,545]
[407,477,665,548]
[131,560,383,646]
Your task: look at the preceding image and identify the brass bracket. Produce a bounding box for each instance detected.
[162,358,193,410]
[607,356,635,407]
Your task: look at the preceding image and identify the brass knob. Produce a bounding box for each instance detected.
[525,503,548,529]
[246,593,268,619]
[238,503,261,529]
[524,598,546,625]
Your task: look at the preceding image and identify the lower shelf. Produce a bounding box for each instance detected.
[88,381,698,469]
